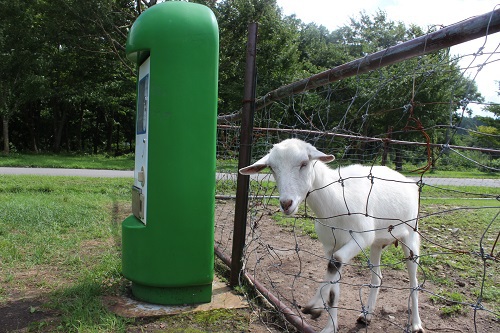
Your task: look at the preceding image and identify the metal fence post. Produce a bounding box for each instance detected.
[230,23,258,287]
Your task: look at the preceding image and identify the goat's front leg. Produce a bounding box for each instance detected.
[303,238,366,333]
[302,259,341,332]
[357,244,383,325]
[402,234,425,333]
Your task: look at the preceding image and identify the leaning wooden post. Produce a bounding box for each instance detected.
[230,23,258,287]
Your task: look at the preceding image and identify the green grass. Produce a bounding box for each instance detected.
[273,212,318,239]
[216,158,238,172]
[2,153,499,179]
[0,152,135,170]
[400,168,500,179]
[417,190,499,316]
[0,176,131,330]
[429,290,467,316]
[125,308,250,333]
[0,175,259,332]
[430,289,468,316]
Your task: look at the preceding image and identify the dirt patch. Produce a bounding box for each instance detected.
[0,297,58,333]
[215,200,500,333]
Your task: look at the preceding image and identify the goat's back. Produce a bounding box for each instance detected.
[310,163,419,235]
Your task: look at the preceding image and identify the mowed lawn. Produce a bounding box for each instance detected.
[0,175,258,332]
[0,153,135,170]
[0,176,133,331]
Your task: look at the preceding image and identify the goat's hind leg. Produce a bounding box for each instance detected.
[357,244,383,325]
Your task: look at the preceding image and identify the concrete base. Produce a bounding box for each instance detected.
[131,281,212,305]
[103,277,247,318]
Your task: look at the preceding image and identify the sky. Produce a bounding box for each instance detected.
[276,0,500,117]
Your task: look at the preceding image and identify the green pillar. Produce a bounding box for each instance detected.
[122,1,219,305]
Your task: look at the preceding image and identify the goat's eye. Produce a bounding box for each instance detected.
[300,161,308,169]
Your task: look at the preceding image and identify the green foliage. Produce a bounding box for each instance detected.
[216,158,239,171]
[483,81,500,117]
[437,149,498,171]
[215,0,302,113]
[470,125,500,148]
[0,0,493,164]
[0,0,136,154]
[216,179,238,195]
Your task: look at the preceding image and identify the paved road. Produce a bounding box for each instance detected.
[411,177,500,187]
[216,172,500,188]
[1,167,499,187]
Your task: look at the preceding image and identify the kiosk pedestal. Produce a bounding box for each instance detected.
[122,1,219,305]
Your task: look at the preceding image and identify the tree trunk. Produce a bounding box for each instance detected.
[53,106,67,153]
[395,149,403,171]
[431,147,437,171]
[106,116,113,153]
[65,123,71,151]
[381,142,388,166]
[78,108,84,152]
[2,115,9,155]
[28,107,39,153]
[382,127,392,166]
[93,112,100,154]
[115,123,120,154]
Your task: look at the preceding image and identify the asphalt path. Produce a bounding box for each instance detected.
[1,167,499,187]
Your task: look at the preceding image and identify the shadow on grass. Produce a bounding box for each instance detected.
[0,296,59,332]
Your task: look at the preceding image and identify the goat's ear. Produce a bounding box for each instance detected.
[308,146,335,164]
[239,154,269,175]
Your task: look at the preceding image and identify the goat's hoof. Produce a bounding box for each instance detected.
[356,314,371,326]
[301,306,322,320]
[412,327,425,333]
[319,327,338,333]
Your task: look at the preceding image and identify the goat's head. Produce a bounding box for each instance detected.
[239,139,335,215]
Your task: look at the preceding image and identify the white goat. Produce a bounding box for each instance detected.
[239,138,424,333]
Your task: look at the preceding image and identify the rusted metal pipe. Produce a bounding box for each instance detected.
[218,8,500,124]
[217,124,500,155]
[215,246,317,333]
[230,23,258,287]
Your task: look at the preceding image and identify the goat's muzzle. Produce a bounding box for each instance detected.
[280,199,294,214]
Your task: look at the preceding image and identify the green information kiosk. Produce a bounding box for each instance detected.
[122,0,219,305]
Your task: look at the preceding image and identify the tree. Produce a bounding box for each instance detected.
[0,0,137,153]
[470,125,500,148]
[0,0,48,154]
[483,82,500,118]
[214,0,302,114]
[332,11,482,139]
[0,1,488,157]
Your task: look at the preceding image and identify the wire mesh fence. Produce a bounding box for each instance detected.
[215,8,499,333]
